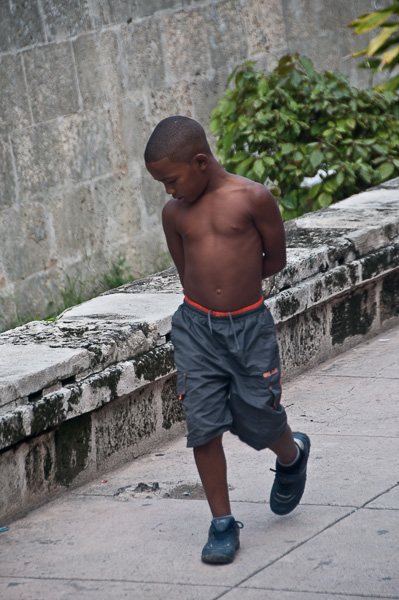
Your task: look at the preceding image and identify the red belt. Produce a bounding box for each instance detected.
[184,295,264,316]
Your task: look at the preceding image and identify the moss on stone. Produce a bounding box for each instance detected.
[90,367,122,400]
[381,270,399,321]
[331,289,376,345]
[54,414,91,487]
[0,411,26,448]
[135,345,175,381]
[277,294,300,319]
[161,375,185,430]
[31,395,66,436]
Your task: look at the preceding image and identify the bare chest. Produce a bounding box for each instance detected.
[176,201,254,242]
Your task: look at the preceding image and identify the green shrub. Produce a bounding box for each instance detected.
[210,54,399,220]
[350,2,399,92]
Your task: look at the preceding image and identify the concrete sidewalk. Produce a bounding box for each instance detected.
[1,324,398,600]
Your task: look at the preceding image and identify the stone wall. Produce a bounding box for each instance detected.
[1,182,398,523]
[0,0,391,330]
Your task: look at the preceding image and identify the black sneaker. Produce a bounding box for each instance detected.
[201,516,243,564]
[270,432,310,515]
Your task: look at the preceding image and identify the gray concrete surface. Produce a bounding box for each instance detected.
[0,323,398,600]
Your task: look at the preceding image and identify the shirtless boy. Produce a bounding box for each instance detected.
[144,116,310,565]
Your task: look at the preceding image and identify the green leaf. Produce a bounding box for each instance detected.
[377,72,399,91]
[308,183,321,199]
[281,191,298,210]
[378,162,395,180]
[350,6,399,34]
[367,27,394,56]
[281,143,295,155]
[253,158,266,180]
[310,149,324,169]
[223,130,236,152]
[299,55,315,77]
[210,117,221,133]
[236,156,254,176]
[336,170,345,186]
[318,192,333,207]
[230,150,249,163]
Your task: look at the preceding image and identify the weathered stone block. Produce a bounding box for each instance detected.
[190,70,230,137]
[99,29,129,99]
[11,121,64,194]
[277,304,328,375]
[331,287,377,346]
[161,374,185,430]
[25,436,55,495]
[49,184,96,257]
[242,0,287,59]
[381,270,399,323]
[73,33,105,109]
[162,9,212,81]
[0,0,44,52]
[0,344,92,407]
[122,19,165,90]
[148,82,194,129]
[204,1,248,70]
[0,203,51,280]
[0,55,31,136]
[93,0,187,25]
[0,410,27,448]
[0,448,26,522]
[23,42,80,122]
[12,270,63,326]
[59,110,113,182]
[40,0,92,41]
[93,174,139,262]
[94,387,156,464]
[118,95,151,163]
[54,414,92,487]
[0,137,17,209]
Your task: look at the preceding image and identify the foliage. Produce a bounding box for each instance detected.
[103,255,133,290]
[349,2,399,91]
[210,55,399,220]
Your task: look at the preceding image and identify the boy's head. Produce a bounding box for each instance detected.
[145,116,215,205]
[144,116,212,165]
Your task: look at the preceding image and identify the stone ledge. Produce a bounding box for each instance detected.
[1,183,398,522]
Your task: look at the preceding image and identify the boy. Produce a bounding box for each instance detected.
[144,116,310,565]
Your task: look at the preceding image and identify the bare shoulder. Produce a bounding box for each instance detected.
[162,198,180,222]
[227,173,278,211]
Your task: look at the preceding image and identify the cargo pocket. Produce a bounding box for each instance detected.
[176,371,187,401]
[262,367,282,410]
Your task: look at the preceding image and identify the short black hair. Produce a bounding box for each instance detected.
[144,116,212,164]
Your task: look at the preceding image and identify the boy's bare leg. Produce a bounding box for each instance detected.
[193,434,231,517]
[269,425,298,464]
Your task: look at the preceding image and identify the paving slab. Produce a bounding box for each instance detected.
[0,322,398,600]
[242,508,399,597]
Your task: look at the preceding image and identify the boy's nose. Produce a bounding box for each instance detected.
[164,184,175,195]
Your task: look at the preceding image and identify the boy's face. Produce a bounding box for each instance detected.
[146,155,208,205]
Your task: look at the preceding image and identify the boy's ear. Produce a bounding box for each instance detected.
[192,153,209,171]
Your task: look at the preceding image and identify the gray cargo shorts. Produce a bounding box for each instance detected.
[170,298,287,450]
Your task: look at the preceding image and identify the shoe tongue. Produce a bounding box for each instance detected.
[212,517,232,532]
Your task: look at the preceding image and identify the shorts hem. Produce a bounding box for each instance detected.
[186,426,231,448]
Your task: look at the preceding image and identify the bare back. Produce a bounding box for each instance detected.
[162,173,286,312]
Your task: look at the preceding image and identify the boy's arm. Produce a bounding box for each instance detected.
[162,201,185,287]
[251,187,286,279]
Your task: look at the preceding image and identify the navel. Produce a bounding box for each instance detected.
[216,288,222,295]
